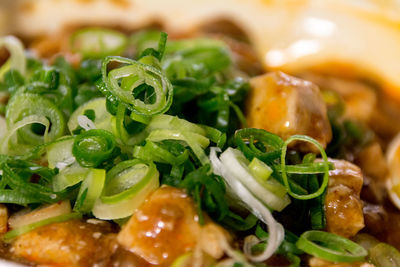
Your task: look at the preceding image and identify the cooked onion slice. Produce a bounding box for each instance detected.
[210,147,284,262]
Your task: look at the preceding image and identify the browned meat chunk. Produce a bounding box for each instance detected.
[117,186,228,265]
[325,159,364,238]
[11,219,116,266]
[0,204,8,234]
[246,72,331,151]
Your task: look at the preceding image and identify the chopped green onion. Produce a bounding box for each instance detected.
[0,190,40,205]
[138,32,168,61]
[218,148,290,211]
[249,157,273,181]
[1,115,49,155]
[70,28,128,58]
[47,137,89,191]
[5,93,65,146]
[0,36,26,79]
[3,212,82,243]
[72,129,117,168]
[133,140,189,165]
[210,148,285,261]
[101,56,173,116]
[296,230,367,262]
[280,135,330,200]
[74,168,105,213]
[147,129,210,165]
[92,159,159,219]
[234,128,283,163]
[274,162,334,174]
[68,98,114,134]
[0,163,61,204]
[369,243,400,266]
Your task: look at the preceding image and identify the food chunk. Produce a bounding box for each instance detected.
[300,73,377,122]
[0,204,8,234]
[117,186,228,265]
[246,72,331,151]
[8,200,71,229]
[324,159,364,238]
[11,219,115,266]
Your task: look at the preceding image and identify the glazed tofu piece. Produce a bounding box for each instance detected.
[246,71,332,151]
[0,204,8,234]
[11,219,116,267]
[118,186,228,265]
[324,159,364,238]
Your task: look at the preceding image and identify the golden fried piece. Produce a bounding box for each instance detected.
[11,219,116,267]
[118,186,228,265]
[325,159,364,238]
[0,204,8,234]
[247,72,332,151]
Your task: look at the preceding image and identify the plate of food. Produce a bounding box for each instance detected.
[1,0,400,266]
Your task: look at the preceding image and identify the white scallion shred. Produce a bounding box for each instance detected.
[210,147,285,262]
[77,115,96,131]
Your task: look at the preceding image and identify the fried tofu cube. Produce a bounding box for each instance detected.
[118,186,227,265]
[247,72,332,151]
[11,220,115,266]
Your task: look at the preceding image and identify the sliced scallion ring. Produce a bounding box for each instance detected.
[219,147,290,211]
[133,140,189,165]
[0,36,26,79]
[68,98,114,133]
[74,168,105,213]
[102,56,173,116]
[70,28,128,58]
[234,128,284,163]
[47,137,90,191]
[72,129,117,168]
[92,159,159,219]
[296,230,368,263]
[6,93,65,145]
[1,115,49,155]
[147,129,210,165]
[281,135,330,200]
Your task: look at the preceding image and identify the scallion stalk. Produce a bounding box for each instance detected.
[296,230,367,262]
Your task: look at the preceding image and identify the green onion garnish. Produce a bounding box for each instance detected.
[280,135,330,200]
[101,56,173,116]
[72,129,117,168]
[70,28,128,58]
[92,159,159,219]
[0,36,26,79]
[296,230,368,262]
